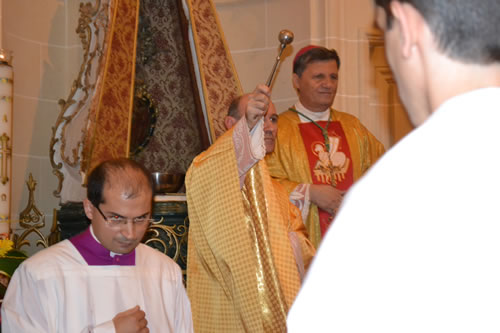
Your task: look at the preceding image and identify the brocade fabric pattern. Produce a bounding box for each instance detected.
[188,0,242,140]
[133,0,205,174]
[82,0,139,174]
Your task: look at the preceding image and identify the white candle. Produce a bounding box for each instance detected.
[0,49,12,238]
[0,59,12,139]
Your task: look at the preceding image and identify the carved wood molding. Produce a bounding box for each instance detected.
[366,29,384,57]
[49,0,110,199]
[366,28,396,146]
[366,28,412,146]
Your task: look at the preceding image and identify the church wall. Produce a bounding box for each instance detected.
[215,0,310,117]
[215,0,412,149]
[2,0,82,254]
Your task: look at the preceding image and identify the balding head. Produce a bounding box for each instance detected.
[225,94,250,130]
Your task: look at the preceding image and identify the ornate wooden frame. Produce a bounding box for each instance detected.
[49,0,111,201]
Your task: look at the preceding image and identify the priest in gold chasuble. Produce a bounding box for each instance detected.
[266,46,385,248]
[186,85,314,332]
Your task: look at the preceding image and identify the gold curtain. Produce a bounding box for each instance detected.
[185,0,242,140]
[81,0,140,176]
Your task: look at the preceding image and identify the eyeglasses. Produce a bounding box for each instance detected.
[95,205,155,228]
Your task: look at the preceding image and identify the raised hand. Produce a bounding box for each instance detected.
[245,84,271,130]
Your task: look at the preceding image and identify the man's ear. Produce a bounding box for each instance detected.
[224,116,237,130]
[292,73,302,92]
[390,1,419,59]
[83,198,94,220]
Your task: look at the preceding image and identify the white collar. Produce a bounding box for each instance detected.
[294,101,330,122]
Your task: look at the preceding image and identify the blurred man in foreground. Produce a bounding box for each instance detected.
[288,0,500,331]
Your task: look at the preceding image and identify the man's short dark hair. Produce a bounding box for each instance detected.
[87,158,153,208]
[227,95,243,120]
[293,47,341,77]
[375,0,500,64]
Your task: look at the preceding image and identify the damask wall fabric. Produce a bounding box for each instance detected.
[132,0,207,174]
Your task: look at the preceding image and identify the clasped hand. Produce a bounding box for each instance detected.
[310,184,346,216]
[113,305,149,333]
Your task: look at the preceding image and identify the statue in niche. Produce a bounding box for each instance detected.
[50,0,240,205]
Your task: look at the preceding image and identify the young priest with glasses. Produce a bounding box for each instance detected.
[1,158,193,333]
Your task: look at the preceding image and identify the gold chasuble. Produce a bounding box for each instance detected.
[186,128,304,332]
[266,108,385,247]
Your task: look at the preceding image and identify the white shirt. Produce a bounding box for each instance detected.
[287,88,500,332]
[2,239,193,333]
